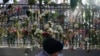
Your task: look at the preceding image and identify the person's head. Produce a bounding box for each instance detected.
[43,38,63,56]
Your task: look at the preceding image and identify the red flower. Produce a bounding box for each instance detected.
[13,29,17,33]
[22,29,28,35]
[16,6,21,12]
[42,32,50,38]
[42,32,48,36]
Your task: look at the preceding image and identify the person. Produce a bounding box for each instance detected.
[36,38,64,56]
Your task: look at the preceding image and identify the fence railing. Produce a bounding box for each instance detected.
[0,4,100,50]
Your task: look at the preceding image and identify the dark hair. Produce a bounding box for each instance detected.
[43,38,63,54]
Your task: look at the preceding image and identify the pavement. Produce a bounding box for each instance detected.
[0,48,100,56]
[0,39,100,56]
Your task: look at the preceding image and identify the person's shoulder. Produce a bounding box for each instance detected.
[35,51,46,56]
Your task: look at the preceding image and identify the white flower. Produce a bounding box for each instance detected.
[53,30,58,33]
[48,21,51,23]
[69,29,73,32]
[74,23,79,28]
[51,10,55,14]
[34,28,40,35]
[33,21,38,26]
[57,25,63,33]
[44,24,50,29]
[48,21,54,28]
[47,28,53,32]
[84,37,89,42]
[39,30,43,34]
[29,9,34,13]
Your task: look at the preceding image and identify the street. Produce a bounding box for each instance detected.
[0,48,100,56]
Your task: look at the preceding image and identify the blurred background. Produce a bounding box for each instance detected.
[0,0,100,56]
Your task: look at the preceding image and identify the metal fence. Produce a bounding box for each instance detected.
[0,4,100,50]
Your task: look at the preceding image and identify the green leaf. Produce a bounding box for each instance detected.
[43,0,51,4]
[14,0,17,3]
[84,9,91,21]
[28,0,36,5]
[70,0,79,9]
